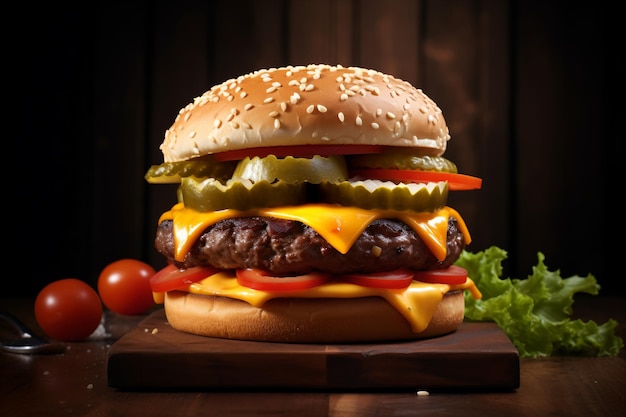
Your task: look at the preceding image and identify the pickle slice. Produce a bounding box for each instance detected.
[233,155,348,184]
[348,148,458,173]
[180,177,306,212]
[320,179,448,212]
[145,159,237,184]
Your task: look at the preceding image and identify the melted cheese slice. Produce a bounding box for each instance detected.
[159,203,471,262]
[185,271,482,333]
[155,203,481,333]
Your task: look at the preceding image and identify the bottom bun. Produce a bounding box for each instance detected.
[164,290,465,343]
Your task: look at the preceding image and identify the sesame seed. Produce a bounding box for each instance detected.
[240,92,248,98]
[290,92,301,104]
[266,86,277,93]
[226,113,235,122]
[280,102,287,112]
[269,111,279,117]
[356,116,363,126]
[264,97,275,104]
[243,122,252,129]
[386,112,396,119]
[306,105,315,114]
[244,103,254,111]
[230,121,239,129]
[189,131,196,138]
[274,119,281,129]
[338,112,345,122]
[371,122,380,129]
[184,112,191,122]
[213,119,222,128]
[376,108,382,116]
[419,106,428,114]
[317,104,328,113]
[340,93,348,101]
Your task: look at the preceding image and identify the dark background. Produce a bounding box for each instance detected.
[8,0,622,297]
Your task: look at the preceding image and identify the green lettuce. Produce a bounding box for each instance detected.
[455,246,624,358]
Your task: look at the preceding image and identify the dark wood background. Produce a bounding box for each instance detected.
[9,0,621,297]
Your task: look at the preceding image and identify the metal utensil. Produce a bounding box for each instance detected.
[0,311,66,354]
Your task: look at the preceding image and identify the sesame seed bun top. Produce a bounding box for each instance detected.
[160,64,451,163]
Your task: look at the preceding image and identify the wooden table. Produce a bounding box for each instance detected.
[1,296,624,417]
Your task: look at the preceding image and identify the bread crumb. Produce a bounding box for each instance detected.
[86,384,94,390]
[416,390,430,396]
[151,328,159,335]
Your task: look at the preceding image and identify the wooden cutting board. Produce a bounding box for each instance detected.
[107,309,519,391]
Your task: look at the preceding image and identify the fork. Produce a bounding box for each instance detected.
[0,311,66,354]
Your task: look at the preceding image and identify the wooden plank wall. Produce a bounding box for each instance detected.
[11,0,620,297]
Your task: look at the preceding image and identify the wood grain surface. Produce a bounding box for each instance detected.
[107,309,519,390]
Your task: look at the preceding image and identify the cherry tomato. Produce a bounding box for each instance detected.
[349,168,482,190]
[213,144,384,161]
[236,269,331,291]
[413,265,468,285]
[97,259,156,315]
[149,264,220,293]
[34,278,103,342]
[344,269,415,289]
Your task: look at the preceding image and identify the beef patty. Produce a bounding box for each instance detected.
[154,216,466,275]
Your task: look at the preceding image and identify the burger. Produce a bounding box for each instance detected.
[145,64,482,343]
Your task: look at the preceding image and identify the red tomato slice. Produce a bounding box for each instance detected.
[213,145,384,161]
[344,269,415,289]
[413,265,468,285]
[149,264,221,293]
[236,268,331,291]
[349,168,482,191]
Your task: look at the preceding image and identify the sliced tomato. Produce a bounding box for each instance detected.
[149,264,221,293]
[344,269,415,289]
[413,265,468,285]
[213,145,384,161]
[236,268,331,291]
[349,168,482,191]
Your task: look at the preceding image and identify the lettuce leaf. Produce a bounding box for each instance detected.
[455,246,624,358]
